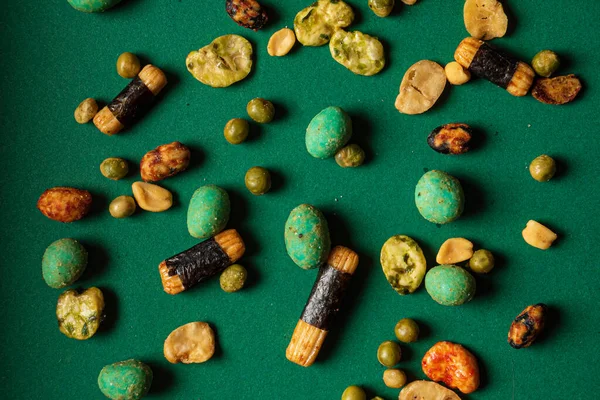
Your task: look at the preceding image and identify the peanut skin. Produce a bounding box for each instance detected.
[140,141,190,182]
[422,341,480,394]
[37,187,92,223]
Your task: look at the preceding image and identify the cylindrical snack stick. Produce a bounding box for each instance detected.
[286,246,359,367]
[94,64,167,135]
[159,229,245,295]
[454,37,534,97]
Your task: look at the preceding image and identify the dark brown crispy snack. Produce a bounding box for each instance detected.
[532,74,582,105]
[508,303,547,348]
[428,123,472,155]
[140,141,190,182]
[37,187,92,223]
[226,0,268,31]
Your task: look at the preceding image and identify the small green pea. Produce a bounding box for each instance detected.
[532,50,560,78]
[529,154,556,182]
[469,249,495,274]
[342,386,366,400]
[377,341,401,367]
[247,98,275,123]
[109,196,136,218]
[245,166,271,195]
[394,318,419,343]
[224,118,250,144]
[116,52,141,79]
[100,158,129,180]
[335,144,365,168]
[220,264,247,293]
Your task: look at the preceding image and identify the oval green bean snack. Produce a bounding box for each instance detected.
[42,238,87,288]
[284,204,331,270]
[187,185,231,239]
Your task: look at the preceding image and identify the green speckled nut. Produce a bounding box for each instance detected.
[42,238,87,288]
[414,170,464,224]
[187,185,230,239]
[68,0,123,13]
[284,204,331,270]
[98,359,152,400]
[425,265,476,306]
[305,106,352,159]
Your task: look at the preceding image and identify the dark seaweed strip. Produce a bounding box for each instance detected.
[300,264,352,331]
[107,77,154,126]
[164,238,230,289]
[469,43,518,89]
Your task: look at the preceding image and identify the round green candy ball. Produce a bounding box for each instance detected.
[425,265,476,306]
[341,386,366,400]
[247,98,275,123]
[394,318,419,343]
[68,0,123,13]
[529,155,556,182]
[415,170,464,224]
[469,249,495,273]
[224,118,250,144]
[220,264,247,293]
[245,166,271,195]
[98,359,152,400]
[532,50,560,78]
[377,340,401,367]
[42,238,88,289]
[100,158,129,180]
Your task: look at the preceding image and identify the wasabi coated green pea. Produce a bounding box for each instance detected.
[116,52,141,79]
[469,249,495,273]
[342,386,366,400]
[220,264,247,293]
[335,144,365,168]
[100,158,129,180]
[369,0,395,17]
[532,50,560,78]
[377,341,401,367]
[529,154,556,182]
[394,318,419,343]
[109,196,136,219]
[245,166,271,195]
[224,118,250,144]
[247,98,275,123]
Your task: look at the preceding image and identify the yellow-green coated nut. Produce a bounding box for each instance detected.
[109,196,136,219]
[380,235,427,295]
[74,98,98,124]
[56,287,104,340]
[247,98,275,123]
[369,0,395,17]
[116,52,141,79]
[330,30,385,76]
[220,264,247,293]
[224,118,250,144]
[294,0,354,47]
[100,158,129,180]
[335,144,365,168]
[529,154,556,182]
[469,249,495,273]
[532,50,560,78]
[245,166,271,195]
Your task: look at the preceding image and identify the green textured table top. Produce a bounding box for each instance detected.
[1,0,599,399]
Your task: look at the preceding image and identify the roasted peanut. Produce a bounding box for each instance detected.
[436,238,474,264]
[422,341,480,394]
[37,187,92,223]
[131,182,173,212]
[268,28,296,56]
[532,74,582,105]
[445,61,471,85]
[508,304,547,349]
[74,98,98,124]
[226,0,268,31]
[140,141,190,182]
[427,123,472,155]
[522,220,557,250]
[164,322,215,364]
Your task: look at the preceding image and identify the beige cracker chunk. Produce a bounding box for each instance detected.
[436,238,474,264]
[164,322,215,364]
[395,60,446,115]
[522,220,557,250]
[399,380,460,400]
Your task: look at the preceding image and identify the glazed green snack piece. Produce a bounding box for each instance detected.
[369,0,395,17]
[377,340,402,367]
[68,0,122,13]
[306,106,352,159]
[342,386,367,400]
[116,52,141,79]
[245,166,272,195]
[394,318,419,342]
[294,0,355,47]
[220,264,247,292]
[247,98,275,123]
[532,50,560,78]
[380,235,427,295]
[186,35,253,88]
[415,170,464,224]
[57,287,104,340]
[529,154,556,182]
[42,238,87,288]
[100,158,129,180]
[224,118,250,144]
[187,185,231,239]
[469,249,495,273]
[335,144,365,167]
[425,265,476,306]
[98,359,152,400]
[284,204,331,270]
[330,30,385,76]
[109,196,136,219]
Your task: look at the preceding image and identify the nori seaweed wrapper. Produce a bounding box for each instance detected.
[470,43,518,89]
[107,76,155,126]
[164,238,231,289]
[300,264,352,331]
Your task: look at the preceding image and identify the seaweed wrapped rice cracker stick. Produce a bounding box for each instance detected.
[159,229,245,295]
[94,65,167,135]
[286,246,359,367]
[454,37,534,96]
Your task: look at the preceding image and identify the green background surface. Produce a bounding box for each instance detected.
[1,0,599,399]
